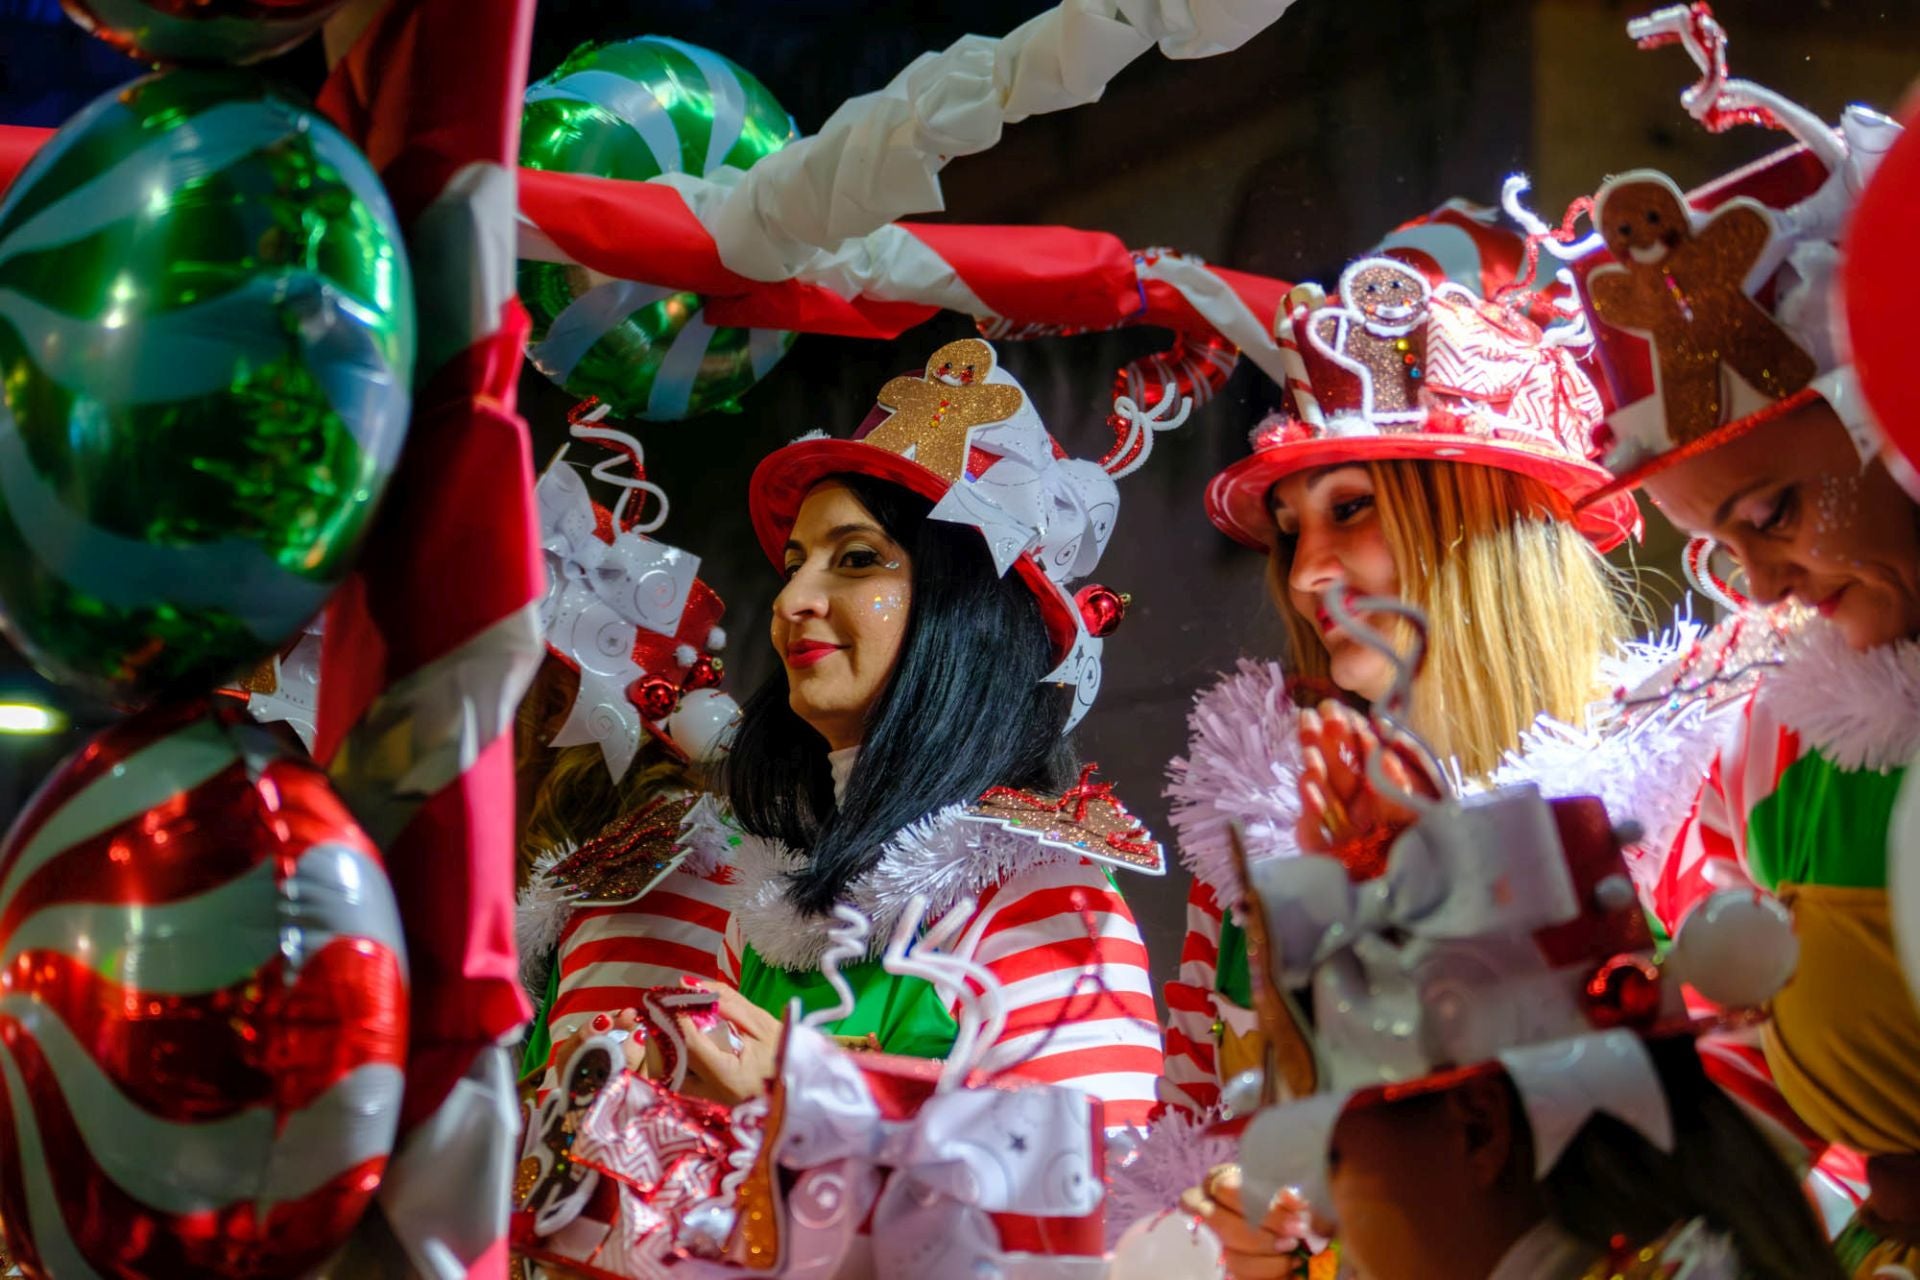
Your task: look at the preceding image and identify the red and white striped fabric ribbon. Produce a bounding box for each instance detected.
[310,2,546,1276]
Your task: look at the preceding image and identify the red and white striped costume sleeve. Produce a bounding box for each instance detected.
[1652,692,1867,1203]
[542,861,735,1055]
[1654,695,1763,932]
[721,857,1162,1128]
[1157,660,1304,1119]
[1161,880,1228,1116]
[954,858,1165,1130]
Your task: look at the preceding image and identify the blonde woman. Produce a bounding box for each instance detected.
[1160,231,1645,1125]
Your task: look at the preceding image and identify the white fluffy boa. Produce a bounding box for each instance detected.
[726,804,1089,971]
[1758,618,1920,771]
[1167,622,1743,906]
[515,792,735,994]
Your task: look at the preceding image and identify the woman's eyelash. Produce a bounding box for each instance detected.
[1758,489,1796,533]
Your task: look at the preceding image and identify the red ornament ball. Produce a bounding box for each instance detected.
[630,675,680,721]
[1075,585,1128,639]
[683,655,724,692]
[1580,954,1663,1029]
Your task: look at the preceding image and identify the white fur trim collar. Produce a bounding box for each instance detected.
[728,798,1136,971]
[1493,618,1739,897]
[1761,619,1920,771]
[1168,620,1735,907]
[1164,659,1304,905]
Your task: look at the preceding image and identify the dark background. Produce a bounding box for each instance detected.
[3,0,1917,994]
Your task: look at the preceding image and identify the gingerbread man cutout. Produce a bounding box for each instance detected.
[523,1042,617,1222]
[869,338,1026,482]
[1307,257,1433,421]
[1586,170,1816,447]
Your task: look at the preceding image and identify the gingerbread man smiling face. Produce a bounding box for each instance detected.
[1342,258,1430,328]
[1600,179,1690,265]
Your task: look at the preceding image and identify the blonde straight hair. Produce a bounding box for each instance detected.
[1270,459,1633,779]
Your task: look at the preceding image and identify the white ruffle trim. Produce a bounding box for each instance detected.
[1164,660,1303,906]
[1761,618,1920,771]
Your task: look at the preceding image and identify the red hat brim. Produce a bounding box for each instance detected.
[1204,432,1642,553]
[748,438,1081,665]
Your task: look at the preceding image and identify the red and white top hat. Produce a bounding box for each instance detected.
[1206,200,1643,552]
[1567,3,1904,502]
[749,336,1181,732]
[536,415,739,779]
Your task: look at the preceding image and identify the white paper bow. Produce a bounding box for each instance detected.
[925,390,1119,584]
[535,461,701,781]
[1250,786,1590,1087]
[766,1024,1101,1280]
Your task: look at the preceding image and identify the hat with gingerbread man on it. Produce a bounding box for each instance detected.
[1205,195,1644,554]
[1567,3,1904,503]
[747,336,1188,732]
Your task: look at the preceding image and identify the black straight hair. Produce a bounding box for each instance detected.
[1540,1034,1845,1279]
[723,472,1078,916]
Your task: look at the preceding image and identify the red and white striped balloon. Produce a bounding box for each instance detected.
[0,698,408,1277]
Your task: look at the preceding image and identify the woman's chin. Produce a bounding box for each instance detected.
[1819,590,1920,652]
[1329,649,1395,706]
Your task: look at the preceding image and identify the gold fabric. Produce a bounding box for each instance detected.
[1764,883,1920,1156]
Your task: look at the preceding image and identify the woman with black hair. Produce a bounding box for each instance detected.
[1225,1034,1843,1280]
[1214,779,1841,1280]
[678,338,1168,1127]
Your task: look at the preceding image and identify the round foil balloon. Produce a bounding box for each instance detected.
[0,70,413,704]
[0,697,407,1278]
[60,0,350,66]
[519,36,797,419]
[1844,108,1920,500]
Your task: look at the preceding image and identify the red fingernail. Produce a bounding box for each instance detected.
[590,1014,612,1032]
[681,974,706,988]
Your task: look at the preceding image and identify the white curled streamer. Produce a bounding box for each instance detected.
[568,406,672,534]
[1498,175,1599,349]
[1499,174,1604,261]
[1321,585,1450,814]
[799,904,876,1030]
[882,894,1008,1092]
[1626,5,1847,171]
[1104,381,1193,479]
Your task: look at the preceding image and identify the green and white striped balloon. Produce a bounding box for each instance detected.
[0,70,414,704]
[519,36,797,421]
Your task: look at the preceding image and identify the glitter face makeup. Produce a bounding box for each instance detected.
[773,482,916,749]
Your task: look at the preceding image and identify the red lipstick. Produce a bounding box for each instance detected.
[785,639,842,668]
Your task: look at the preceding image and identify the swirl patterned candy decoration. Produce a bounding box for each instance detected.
[59,0,350,66]
[518,36,798,420]
[0,697,409,1278]
[0,69,414,705]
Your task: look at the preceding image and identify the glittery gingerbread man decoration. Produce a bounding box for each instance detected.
[1307,257,1434,421]
[869,338,1027,481]
[1586,170,1816,447]
[522,1041,619,1225]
